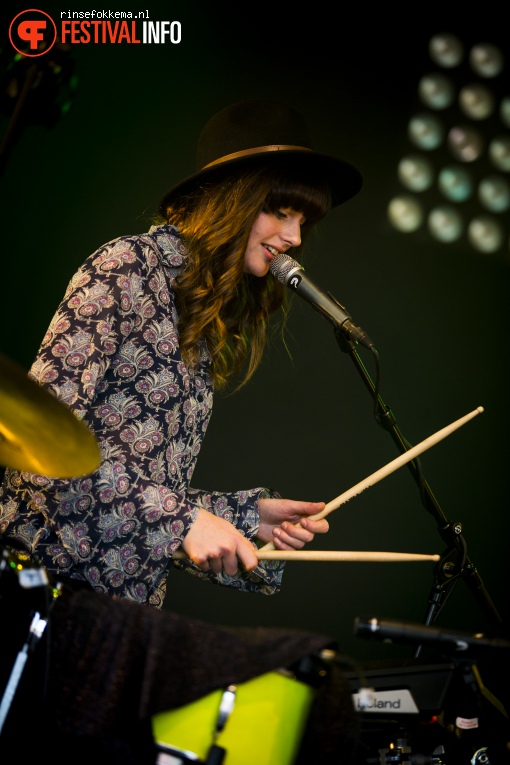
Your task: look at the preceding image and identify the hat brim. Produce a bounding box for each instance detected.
[158,149,363,215]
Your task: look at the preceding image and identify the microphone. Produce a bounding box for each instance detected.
[269,253,374,349]
[354,616,510,653]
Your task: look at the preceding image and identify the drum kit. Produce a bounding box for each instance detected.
[0,350,509,764]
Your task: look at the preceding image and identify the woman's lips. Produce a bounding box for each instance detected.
[263,244,279,260]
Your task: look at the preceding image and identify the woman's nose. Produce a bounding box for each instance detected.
[282,220,301,247]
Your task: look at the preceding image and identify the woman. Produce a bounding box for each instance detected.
[0,99,363,609]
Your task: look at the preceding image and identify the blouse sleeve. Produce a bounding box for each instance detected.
[171,486,285,593]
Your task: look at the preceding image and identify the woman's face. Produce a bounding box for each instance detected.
[244,208,305,277]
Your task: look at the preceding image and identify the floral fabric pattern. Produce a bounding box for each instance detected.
[0,225,284,608]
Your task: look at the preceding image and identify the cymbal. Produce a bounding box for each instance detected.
[0,352,101,478]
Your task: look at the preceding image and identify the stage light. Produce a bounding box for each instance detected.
[447,125,484,162]
[387,195,424,232]
[478,175,510,212]
[500,97,510,128]
[438,165,473,202]
[418,74,455,110]
[388,33,509,260]
[398,156,434,191]
[489,136,510,171]
[459,83,495,120]
[428,33,464,68]
[428,206,463,242]
[408,114,444,149]
[469,43,504,78]
[468,216,504,253]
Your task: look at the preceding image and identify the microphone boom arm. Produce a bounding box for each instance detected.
[269,251,502,631]
[334,328,503,633]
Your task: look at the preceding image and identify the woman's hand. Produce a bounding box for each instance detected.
[182,508,259,575]
[257,497,329,549]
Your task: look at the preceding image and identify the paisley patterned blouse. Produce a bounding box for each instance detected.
[0,224,284,608]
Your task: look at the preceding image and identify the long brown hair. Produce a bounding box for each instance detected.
[163,161,331,390]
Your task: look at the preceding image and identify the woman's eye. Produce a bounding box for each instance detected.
[275,210,287,219]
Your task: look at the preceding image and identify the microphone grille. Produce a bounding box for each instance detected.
[269,253,302,283]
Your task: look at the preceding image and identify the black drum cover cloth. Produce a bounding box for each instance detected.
[0,578,358,764]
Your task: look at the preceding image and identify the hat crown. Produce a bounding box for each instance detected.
[196,100,314,170]
[158,99,362,213]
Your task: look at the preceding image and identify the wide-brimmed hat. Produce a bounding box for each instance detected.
[158,99,363,214]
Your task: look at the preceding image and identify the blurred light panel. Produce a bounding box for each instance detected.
[408,113,444,149]
[438,165,473,201]
[447,126,484,161]
[490,136,510,171]
[459,83,495,119]
[478,175,510,212]
[418,74,455,109]
[388,195,424,232]
[398,155,434,191]
[500,97,510,128]
[429,34,464,67]
[428,206,463,242]
[468,216,504,252]
[469,43,504,77]
[388,32,510,261]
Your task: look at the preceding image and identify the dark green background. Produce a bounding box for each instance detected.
[1,2,509,672]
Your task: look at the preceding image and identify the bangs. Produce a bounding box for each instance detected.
[258,161,331,225]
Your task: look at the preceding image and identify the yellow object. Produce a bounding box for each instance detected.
[152,670,315,764]
[0,351,101,477]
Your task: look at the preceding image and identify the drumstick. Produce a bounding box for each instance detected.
[171,549,440,562]
[259,406,484,552]
[255,550,440,562]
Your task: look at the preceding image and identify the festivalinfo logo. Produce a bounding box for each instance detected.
[8,8,181,57]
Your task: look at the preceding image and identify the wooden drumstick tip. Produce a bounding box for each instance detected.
[258,405,486,555]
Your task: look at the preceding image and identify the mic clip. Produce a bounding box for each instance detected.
[328,292,374,350]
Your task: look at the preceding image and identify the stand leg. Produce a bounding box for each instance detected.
[0,611,47,735]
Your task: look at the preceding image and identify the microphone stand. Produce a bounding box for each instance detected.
[333,325,503,646]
